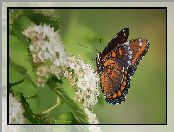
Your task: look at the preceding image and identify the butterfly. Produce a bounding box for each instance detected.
[96,28,150,105]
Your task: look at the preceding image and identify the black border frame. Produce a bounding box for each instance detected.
[7,7,167,125]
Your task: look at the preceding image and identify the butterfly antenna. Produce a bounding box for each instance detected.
[78,37,103,61]
[78,43,98,52]
[78,43,98,61]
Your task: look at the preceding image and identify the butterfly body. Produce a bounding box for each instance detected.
[96,28,149,105]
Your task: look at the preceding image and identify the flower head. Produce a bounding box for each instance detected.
[23,24,67,87]
[65,56,100,108]
[9,93,25,124]
[84,108,99,124]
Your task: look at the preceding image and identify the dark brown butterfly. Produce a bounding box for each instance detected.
[96,28,149,105]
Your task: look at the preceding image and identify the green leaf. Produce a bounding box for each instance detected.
[23,11,61,31]
[9,58,38,97]
[54,113,72,124]
[10,15,35,41]
[20,94,54,124]
[71,112,83,124]
[10,10,61,35]
[9,63,24,84]
[26,85,58,114]
[9,34,37,83]
[48,103,69,119]
[9,79,24,90]
[48,78,88,124]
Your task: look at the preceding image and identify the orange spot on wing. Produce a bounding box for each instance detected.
[118,48,123,56]
[110,63,114,67]
[120,86,125,92]
[103,60,115,67]
[112,51,116,57]
[118,90,121,97]
[124,75,127,80]
[104,61,108,67]
[113,93,117,98]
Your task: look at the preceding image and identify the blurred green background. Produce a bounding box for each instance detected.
[55,9,166,124]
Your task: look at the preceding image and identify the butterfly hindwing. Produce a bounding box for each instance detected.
[128,38,150,76]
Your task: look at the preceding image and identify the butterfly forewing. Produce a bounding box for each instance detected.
[101,28,129,59]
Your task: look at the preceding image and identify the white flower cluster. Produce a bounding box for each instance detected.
[9,93,25,124]
[65,56,100,108]
[64,56,100,124]
[2,91,24,131]
[23,24,67,87]
[84,108,99,124]
[22,23,100,124]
